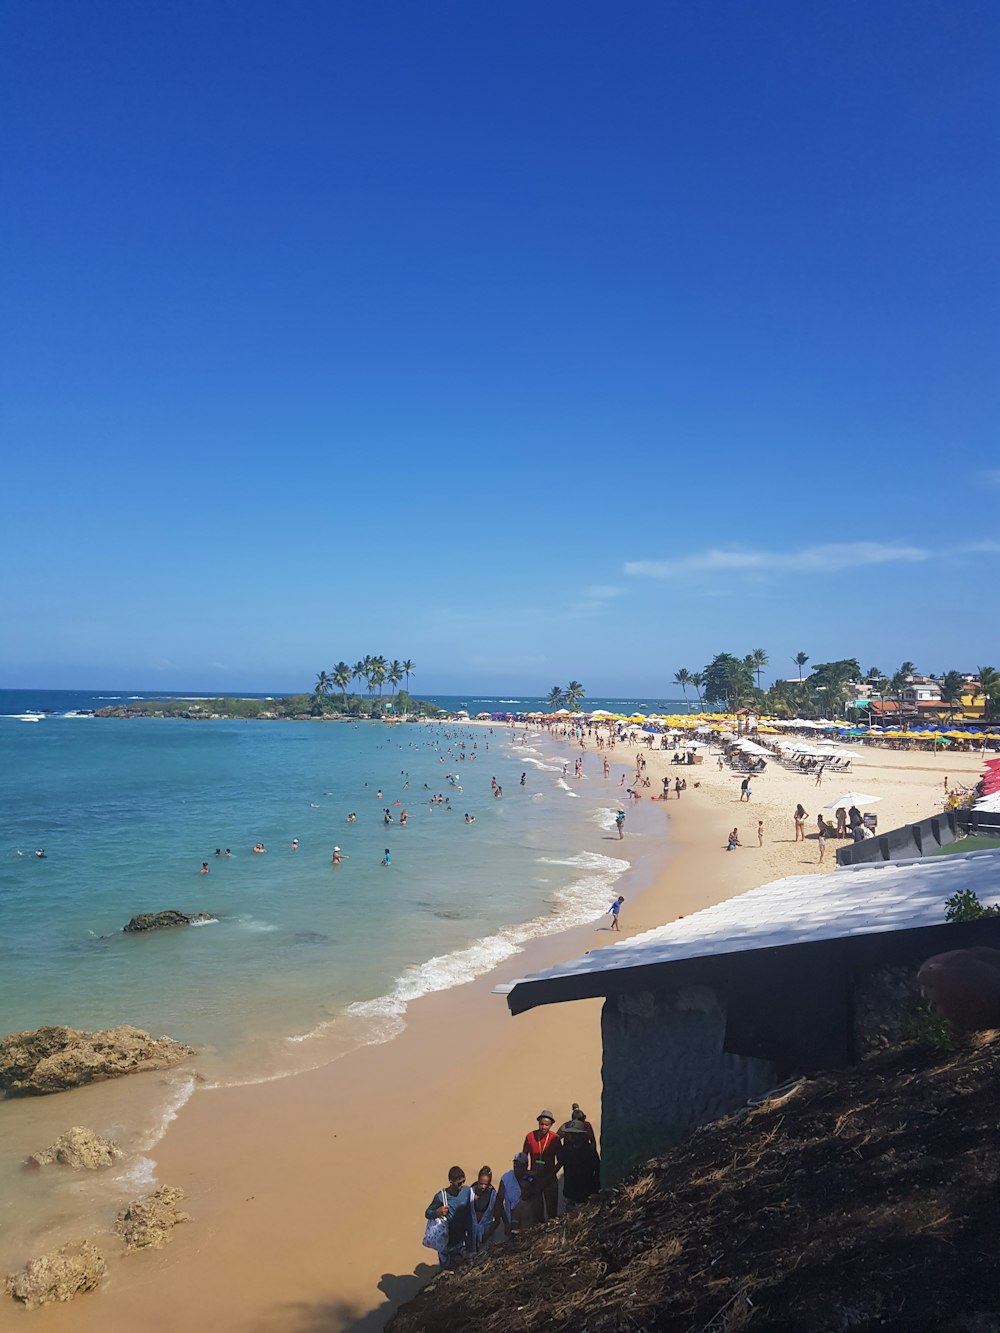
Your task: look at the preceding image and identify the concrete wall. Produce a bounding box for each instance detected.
[600,985,777,1183]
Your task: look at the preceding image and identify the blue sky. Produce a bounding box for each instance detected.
[2,1,997,693]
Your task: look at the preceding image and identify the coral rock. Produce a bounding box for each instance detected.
[115,1186,191,1251]
[5,1242,106,1309]
[28,1125,124,1170]
[0,1025,194,1096]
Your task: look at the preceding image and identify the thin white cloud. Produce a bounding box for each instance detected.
[958,539,1000,554]
[624,542,929,579]
[583,584,623,599]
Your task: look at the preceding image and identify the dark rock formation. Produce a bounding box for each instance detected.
[0,1025,194,1096]
[115,1186,190,1251]
[28,1126,124,1170]
[123,910,216,933]
[5,1242,106,1309]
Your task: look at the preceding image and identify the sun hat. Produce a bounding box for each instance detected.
[537,1109,555,1122]
[333,846,340,851]
[561,1119,588,1134]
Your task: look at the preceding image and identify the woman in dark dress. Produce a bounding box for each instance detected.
[559,1113,601,1210]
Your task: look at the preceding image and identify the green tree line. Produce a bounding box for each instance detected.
[671,652,1000,723]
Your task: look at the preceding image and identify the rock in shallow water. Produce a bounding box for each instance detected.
[115,1186,190,1251]
[5,1241,106,1309]
[0,1025,195,1096]
[28,1125,124,1170]
[123,910,216,932]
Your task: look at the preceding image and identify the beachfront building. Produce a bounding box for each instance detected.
[500,851,1000,1182]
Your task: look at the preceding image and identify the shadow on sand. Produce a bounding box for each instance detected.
[279,1264,438,1333]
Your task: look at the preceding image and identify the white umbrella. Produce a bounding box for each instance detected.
[824,791,881,809]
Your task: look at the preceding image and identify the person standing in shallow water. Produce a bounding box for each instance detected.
[425,1166,472,1268]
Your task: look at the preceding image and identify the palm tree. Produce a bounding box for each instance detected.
[793,652,809,682]
[564,681,585,712]
[370,656,387,696]
[332,661,353,707]
[312,670,332,715]
[353,659,369,696]
[689,672,704,709]
[977,666,1000,721]
[938,670,964,724]
[673,668,691,709]
[387,660,403,695]
[402,659,415,693]
[751,648,769,690]
[545,685,565,710]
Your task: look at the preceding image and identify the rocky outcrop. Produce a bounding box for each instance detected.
[0,1025,194,1097]
[5,1242,106,1309]
[28,1126,124,1170]
[115,1186,190,1251]
[123,910,216,933]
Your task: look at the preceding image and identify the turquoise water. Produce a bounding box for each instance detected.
[1,715,640,1069]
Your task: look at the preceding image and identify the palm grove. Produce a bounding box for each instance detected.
[311,657,427,716]
[673,653,1000,722]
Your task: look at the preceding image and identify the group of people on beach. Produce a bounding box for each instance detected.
[424,1105,601,1268]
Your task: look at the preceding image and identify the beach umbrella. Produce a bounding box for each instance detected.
[824,791,882,809]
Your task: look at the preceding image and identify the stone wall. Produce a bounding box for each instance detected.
[600,985,777,1183]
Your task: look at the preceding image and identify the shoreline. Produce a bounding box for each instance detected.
[23,736,983,1331]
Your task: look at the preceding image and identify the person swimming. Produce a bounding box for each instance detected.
[382,848,391,866]
[200,862,210,874]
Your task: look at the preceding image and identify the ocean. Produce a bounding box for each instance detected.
[0,688,679,1269]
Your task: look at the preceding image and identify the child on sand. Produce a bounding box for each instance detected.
[607,896,625,931]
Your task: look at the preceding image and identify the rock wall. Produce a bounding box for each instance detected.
[600,986,777,1183]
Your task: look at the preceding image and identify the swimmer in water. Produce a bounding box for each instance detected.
[347,813,357,823]
[382,848,391,866]
[332,847,343,864]
[200,862,210,874]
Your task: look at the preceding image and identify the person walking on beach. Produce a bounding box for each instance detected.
[469,1166,498,1253]
[740,777,750,802]
[818,828,827,863]
[675,776,683,799]
[793,804,808,842]
[757,820,764,846]
[425,1167,472,1268]
[615,809,625,839]
[607,895,625,930]
[523,1112,561,1221]
[815,764,825,787]
[663,776,670,799]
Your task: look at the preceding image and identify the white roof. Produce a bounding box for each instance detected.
[502,849,1000,1006]
[975,792,1000,813]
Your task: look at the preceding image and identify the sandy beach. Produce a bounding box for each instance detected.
[26,731,985,1333]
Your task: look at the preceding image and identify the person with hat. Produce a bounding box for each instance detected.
[558,1103,598,1151]
[523,1110,562,1220]
[559,1112,601,1210]
[492,1153,530,1236]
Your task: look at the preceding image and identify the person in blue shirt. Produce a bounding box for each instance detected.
[382,848,391,865]
[425,1166,472,1267]
[607,896,625,931]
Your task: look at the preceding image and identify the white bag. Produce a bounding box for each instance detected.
[422,1189,449,1252]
